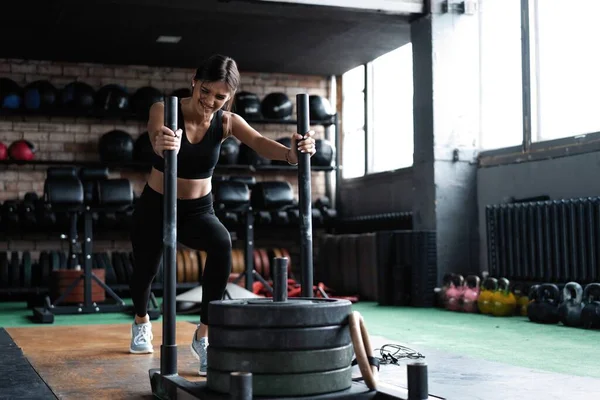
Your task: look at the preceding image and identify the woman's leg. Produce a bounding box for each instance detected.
[181,213,232,325]
[128,185,164,353]
[178,206,232,375]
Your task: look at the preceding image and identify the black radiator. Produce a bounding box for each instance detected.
[486,198,600,284]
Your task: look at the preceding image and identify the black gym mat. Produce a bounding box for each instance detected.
[0,328,57,400]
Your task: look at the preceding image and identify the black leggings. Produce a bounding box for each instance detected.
[129,184,232,324]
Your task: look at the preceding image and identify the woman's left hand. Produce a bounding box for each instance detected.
[289,130,316,164]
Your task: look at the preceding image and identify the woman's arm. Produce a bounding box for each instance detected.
[148,102,182,157]
[227,112,315,164]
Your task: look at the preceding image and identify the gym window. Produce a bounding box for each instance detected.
[529,0,600,142]
[479,0,523,150]
[479,0,600,161]
[341,42,414,179]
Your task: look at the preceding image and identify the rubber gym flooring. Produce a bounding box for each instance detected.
[0,301,598,400]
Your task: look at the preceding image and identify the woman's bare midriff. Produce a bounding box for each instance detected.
[147,167,212,199]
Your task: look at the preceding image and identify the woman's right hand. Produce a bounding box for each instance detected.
[153,126,182,157]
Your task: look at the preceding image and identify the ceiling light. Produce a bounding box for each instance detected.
[253,0,423,14]
[156,36,182,44]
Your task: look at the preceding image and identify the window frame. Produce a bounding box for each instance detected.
[478,0,600,167]
[341,45,414,181]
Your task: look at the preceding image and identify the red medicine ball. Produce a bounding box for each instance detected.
[0,142,7,160]
[8,140,36,161]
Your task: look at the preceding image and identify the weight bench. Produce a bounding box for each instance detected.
[32,167,160,323]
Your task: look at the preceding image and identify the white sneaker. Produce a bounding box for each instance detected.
[129,321,154,354]
[190,333,208,376]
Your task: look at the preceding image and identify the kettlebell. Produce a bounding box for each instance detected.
[558,281,584,327]
[513,283,530,316]
[477,277,498,315]
[526,284,541,322]
[581,283,600,329]
[445,274,464,312]
[461,275,480,313]
[530,283,560,324]
[491,277,517,317]
[435,273,455,308]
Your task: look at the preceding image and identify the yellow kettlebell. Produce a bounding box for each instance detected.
[513,283,530,316]
[491,277,517,317]
[477,277,498,315]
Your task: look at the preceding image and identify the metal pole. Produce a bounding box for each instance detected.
[161,96,178,375]
[272,258,288,302]
[296,94,313,298]
[407,361,428,400]
[520,0,532,153]
[229,371,253,400]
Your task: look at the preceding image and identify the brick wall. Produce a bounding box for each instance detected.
[0,58,332,260]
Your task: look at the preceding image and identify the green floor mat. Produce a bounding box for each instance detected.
[351,302,600,379]
[0,300,598,380]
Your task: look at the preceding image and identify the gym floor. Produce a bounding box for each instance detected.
[1,300,598,400]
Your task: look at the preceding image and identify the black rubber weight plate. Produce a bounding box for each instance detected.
[0,252,8,288]
[207,325,351,351]
[207,297,352,328]
[10,251,20,287]
[207,343,354,374]
[207,366,352,397]
[20,251,32,288]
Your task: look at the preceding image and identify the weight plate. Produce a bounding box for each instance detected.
[177,249,184,283]
[10,251,20,287]
[208,297,352,328]
[258,248,270,280]
[39,251,50,285]
[207,343,353,374]
[207,366,352,397]
[121,252,133,283]
[208,324,350,351]
[0,252,8,288]
[112,252,126,284]
[50,251,60,272]
[189,250,199,282]
[183,249,193,283]
[20,251,32,288]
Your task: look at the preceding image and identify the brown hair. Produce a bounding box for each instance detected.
[194,54,240,112]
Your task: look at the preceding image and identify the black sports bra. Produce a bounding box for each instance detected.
[153,101,224,179]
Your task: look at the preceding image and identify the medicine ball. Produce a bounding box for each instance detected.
[8,140,36,161]
[61,81,95,110]
[309,95,335,122]
[24,80,58,111]
[98,130,134,163]
[0,142,7,160]
[0,78,23,109]
[131,86,164,119]
[238,143,271,166]
[95,84,129,112]
[172,88,192,98]
[313,139,335,166]
[234,91,262,120]
[133,132,156,164]
[261,92,293,120]
[219,136,240,165]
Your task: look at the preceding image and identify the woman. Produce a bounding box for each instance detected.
[128,54,317,376]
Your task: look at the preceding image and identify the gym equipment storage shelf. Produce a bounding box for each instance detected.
[0,159,336,173]
[0,108,336,127]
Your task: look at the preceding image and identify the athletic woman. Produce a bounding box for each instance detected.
[128,54,317,376]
